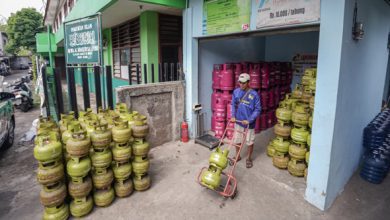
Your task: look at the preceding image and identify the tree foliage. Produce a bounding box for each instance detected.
[5,8,43,55]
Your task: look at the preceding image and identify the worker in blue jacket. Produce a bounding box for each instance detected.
[230,73,261,168]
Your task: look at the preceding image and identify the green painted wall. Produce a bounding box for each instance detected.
[133,0,186,9]
[140,11,159,83]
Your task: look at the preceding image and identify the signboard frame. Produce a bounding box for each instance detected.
[64,14,103,67]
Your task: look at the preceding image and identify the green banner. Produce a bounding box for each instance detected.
[203,0,251,35]
[65,17,100,64]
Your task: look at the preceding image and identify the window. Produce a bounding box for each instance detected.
[159,14,182,64]
[112,17,140,81]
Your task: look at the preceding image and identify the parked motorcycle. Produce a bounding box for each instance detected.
[6,76,34,112]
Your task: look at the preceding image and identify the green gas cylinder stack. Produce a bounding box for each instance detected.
[267,68,317,179]
[34,117,69,220]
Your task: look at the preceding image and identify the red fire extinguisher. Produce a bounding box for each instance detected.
[181,121,189,143]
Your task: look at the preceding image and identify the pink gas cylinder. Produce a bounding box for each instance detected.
[211,90,221,112]
[233,63,242,88]
[267,111,274,128]
[212,64,222,89]
[274,87,280,105]
[260,90,269,111]
[249,63,261,89]
[215,121,226,139]
[269,66,276,88]
[261,63,270,89]
[214,101,226,122]
[260,113,268,130]
[211,114,217,132]
[226,101,232,120]
[226,121,235,140]
[221,90,232,105]
[255,117,261,134]
[220,64,234,91]
[268,89,275,109]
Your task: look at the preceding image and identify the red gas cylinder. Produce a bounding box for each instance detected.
[226,101,232,120]
[212,64,222,90]
[220,64,234,91]
[233,63,242,88]
[181,121,189,142]
[215,121,226,139]
[211,90,221,112]
[249,63,261,89]
[221,90,232,105]
[226,121,235,140]
[214,101,226,122]
[269,66,276,88]
[261,63,270,89]
[260,113,268,130]
[211,114,216,132]
[280,87,287,101]
[255,117,261,133]
[268,89,275,109]
[260,90,269,111]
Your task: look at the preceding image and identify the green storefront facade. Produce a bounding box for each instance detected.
[36,0,185,115]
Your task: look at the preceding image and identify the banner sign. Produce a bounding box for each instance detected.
[203,0,251,35]
[65,17,101,64]
[256,0,320,29]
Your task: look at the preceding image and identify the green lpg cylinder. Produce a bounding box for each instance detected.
[132,138,150,156]
[37,163,65,186]
[308,116,313,129]
[43,203,69,220]
[301,88,313,104]
[112,142,132,163]
[266,143,276,157]
[66,130,91,158]
[112,162,132,181]
[62,121,81,145]
[274,122,291,138]
[276,106,292,123]
[292,84,303,99]
[291,105,309,127]
[307,133,311,148]
[68,176,92,198]
[132,155,150,176]
[309,96,315,110]
[67,157,91,180]
[209,147,229,170]
[288,159,307,177]
[132,116,150,138]
[288,142,307,160]
[90,148,112,170]
[291,127,309,144]
[133,174,151,191]
[93,187,115,207]
[272,136,290,154]
[112,120,132,143]
[91,123,112,149]
[114,179,133,197]
[92,168,114,190]
[70,196,93,218]
[40,182,67,207]
[34,133,62,164]
[200,166,221,190]
[272,153,289,169]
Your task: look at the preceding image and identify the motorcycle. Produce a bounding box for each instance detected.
[6,76,34,112]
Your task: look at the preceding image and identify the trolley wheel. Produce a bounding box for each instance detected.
[228,158,234,166]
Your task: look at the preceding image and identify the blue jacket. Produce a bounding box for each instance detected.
[231,88,261,129]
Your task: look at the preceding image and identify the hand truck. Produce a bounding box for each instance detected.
[197,120,249,199]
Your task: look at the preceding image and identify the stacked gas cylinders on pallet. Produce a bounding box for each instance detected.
[360,109,390,184]
[211,62,293,138]
[34,103,151,219]
[266,68,317,179]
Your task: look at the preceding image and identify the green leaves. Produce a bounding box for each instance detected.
[5,8,43,55]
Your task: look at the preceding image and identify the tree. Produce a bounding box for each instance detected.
[5,8,43,55]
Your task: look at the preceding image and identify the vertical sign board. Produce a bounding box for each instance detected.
[65,16,101,64]
[202,0,251,35]
[256,0,320,29]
